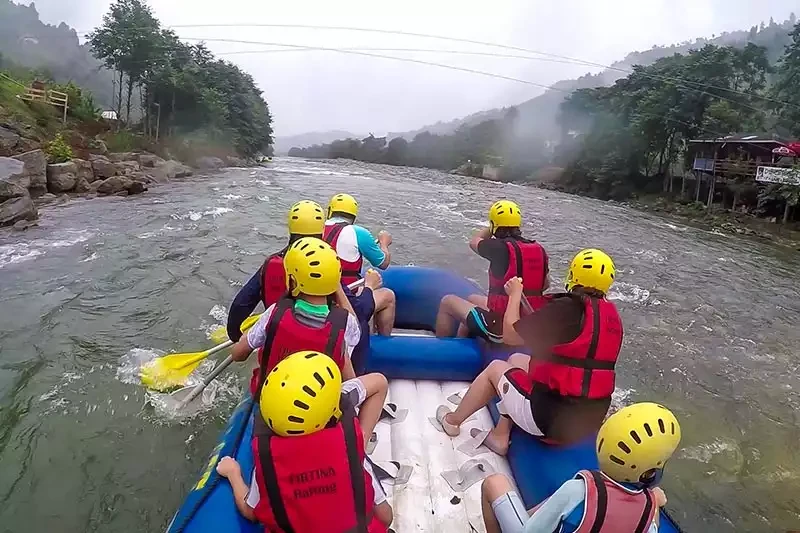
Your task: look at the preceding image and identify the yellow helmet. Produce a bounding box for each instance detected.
[283,237,342,297]
[488,200,522,234]
[327,193,359,219]
[259,351,343,436]
[597,402,681,484]
[565,248,616,295]
[287,200,325,236]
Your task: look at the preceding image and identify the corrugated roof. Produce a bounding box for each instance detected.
[689,133,791,144]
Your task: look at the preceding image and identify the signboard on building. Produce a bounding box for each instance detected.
[756,165,800,186]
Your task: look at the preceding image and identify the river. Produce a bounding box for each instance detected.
[0,157,798,532]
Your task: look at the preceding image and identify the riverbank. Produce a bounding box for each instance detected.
[623,195,800,250]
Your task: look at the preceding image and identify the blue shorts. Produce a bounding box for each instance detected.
[465,307,504,343]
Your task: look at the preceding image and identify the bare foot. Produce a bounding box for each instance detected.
[482,427,509,456]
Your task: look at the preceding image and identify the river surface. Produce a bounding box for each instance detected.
[0,157,799,532]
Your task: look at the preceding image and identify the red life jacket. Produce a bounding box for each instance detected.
[251,395,387,533]
[324,222,363,285]
[251,298,348,395]
[486,239,549,315]
[569,470,657,533]
[530,295,623,399]
[262,252,288,309]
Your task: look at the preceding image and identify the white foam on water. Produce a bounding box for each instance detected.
[81,252,99,262]
[203,207,233,218]
[257,195,269,202]
[208,304,228,323]
[680,438,742,464]
[607,282,650,304]
[634,249,667,263]
[252,179,272,185]
[116,347,164,385]
[662,222,688,231]
[0,244,44,268]
[145,367,243,421]
[222,194,242,200]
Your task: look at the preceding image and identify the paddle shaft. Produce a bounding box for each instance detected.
[204,339,233,359]
[177,278,367,409]
[520,296,534,315]
[177,355,236,409]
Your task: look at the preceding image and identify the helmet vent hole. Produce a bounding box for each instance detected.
[286,429,304,435]
[597,438,604,452]
[618,441,631,454]
[313,372,326,388]
[288,415,304,423]
[309,260,320,266]
[609,455,625,466]
[644,423,653,437]
[304,353,317,359]
[582,264,592,269]
[268,418,273,428]
[309,272,322,279]
[291,215,299,220]
[302,385,317,398]
[300,242,310,250]
[658,419,666,434]
[600,265,605,274]
[327,367,335,379]
[630,464,637,470]
[305,250,315,257]
[294,400,310,410]
[671,422,675,435]
[629,430,641,444]
[657,461,663,466]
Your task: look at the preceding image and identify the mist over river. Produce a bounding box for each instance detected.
[1,158,799,532]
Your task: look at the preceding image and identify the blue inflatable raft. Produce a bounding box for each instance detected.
[167,266,683,532]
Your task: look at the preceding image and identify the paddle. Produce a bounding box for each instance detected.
[170,278,367,410]
[140,314,262,392]
[208,313,262,345]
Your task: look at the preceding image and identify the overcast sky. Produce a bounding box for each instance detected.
[23,0,799,137]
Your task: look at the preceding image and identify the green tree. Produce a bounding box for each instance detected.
[772,22,800,136]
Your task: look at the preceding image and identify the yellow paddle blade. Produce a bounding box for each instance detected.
[140,349,211,392]
[208,313,263,345]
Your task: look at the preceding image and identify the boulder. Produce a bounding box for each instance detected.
[129,171,156,184]
[0,126,21,156]
[153,159,192,181]
[113,190,129,197]
[0,179,27,201]
[89,180,103,192]
[88,139,108,154]
[127,181,147,195]
[72,158,96,183]
[12,149,47,192]
[114,160,140,176]
[108,152,138,162]
[225,155,247,167]
[97,175,133,195]
[91,156,118,179]
[12,219,37,231]
[46,162,78,193]
[73,177,91,193]
[194,156,225,170]
[138,153,165,168]
[0,157,26,188]
[0,195,37,227]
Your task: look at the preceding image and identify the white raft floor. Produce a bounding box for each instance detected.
[371,380,518,533]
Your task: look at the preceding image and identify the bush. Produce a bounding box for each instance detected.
[46,133,73,163]
[103,130,141,152]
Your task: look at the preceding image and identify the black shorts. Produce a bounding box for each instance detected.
[464,307,504,343]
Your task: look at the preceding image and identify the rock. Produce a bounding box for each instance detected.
[46,162,78,193]
[129,171,156,184]
[97,175,133,195]
[127,181,147,195]
[0,126,21,156]
[113,190,129,197]
[88,139,108,154]
[194,156,225,170]
[12,219,36,231]
[12,149,47,191]
[0,195,37,227]
[89,180,103,192]
[0,157,26,188]
[114,160,140,176]
[91,156,118,179]
[38,193,57,201]
[108,152,138,162]
[138,153,165,168]
[72,158,96,183]
[225,155,247,167]
[73,177,91,193]
[0,180,27,201]
[58,194,70,203]
[154,159,192,181]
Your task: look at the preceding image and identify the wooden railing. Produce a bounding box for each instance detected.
[18,86,69,124]
[692,157,794,177]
